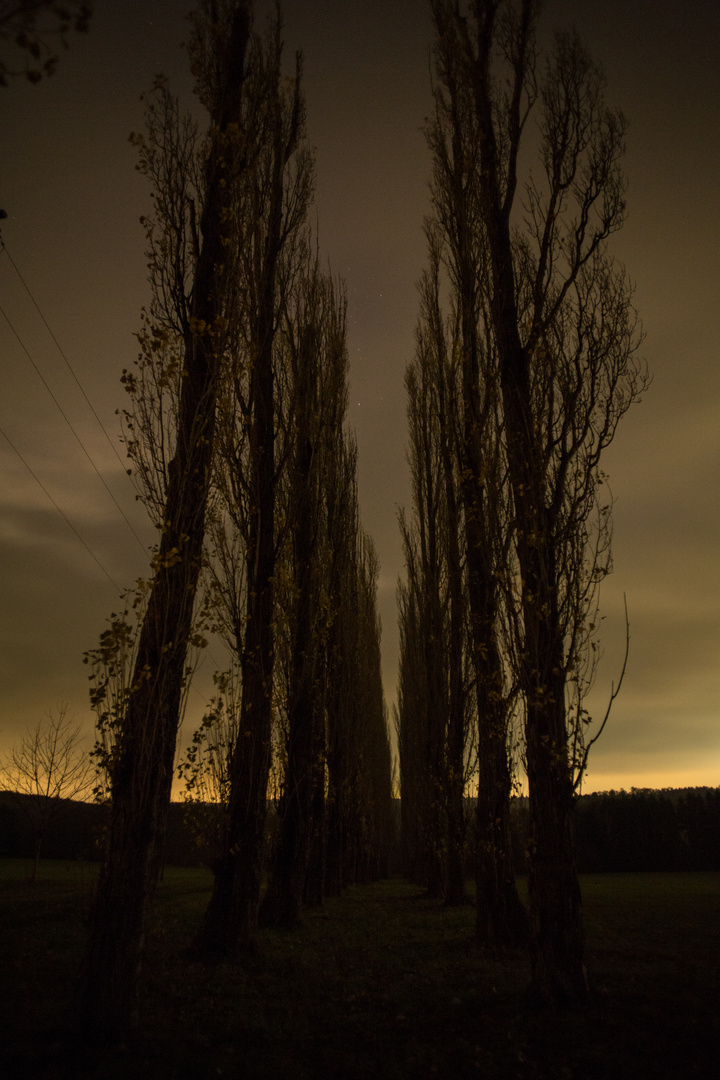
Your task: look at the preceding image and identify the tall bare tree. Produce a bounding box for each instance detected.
[321,449,394,894]
[408,74,526,932]
[424,10,528,939]
[194,17,312,956]
[397,259,472,904]
[430,0,648,1003]
[344,532,395,885]
[80,0,253,1037]
[323,433,361,894]
[260,259,350,927]
[398,364,451,896]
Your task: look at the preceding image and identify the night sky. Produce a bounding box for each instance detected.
[1,0,718,793]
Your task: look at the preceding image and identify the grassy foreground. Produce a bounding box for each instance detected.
[1,860,718,1079]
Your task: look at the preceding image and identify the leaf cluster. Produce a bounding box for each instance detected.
[0,1,92,86]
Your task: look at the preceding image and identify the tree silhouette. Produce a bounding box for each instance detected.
[260,258,353,927]
[428,0,648,1003]
[192,14,312,957]
[0,704,94,880]
[80,0,253,1038]
[397,255,473,904]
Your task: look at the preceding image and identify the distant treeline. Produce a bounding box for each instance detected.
[508,787,720,874]
[0,792,212,869]
[2,786,720,874]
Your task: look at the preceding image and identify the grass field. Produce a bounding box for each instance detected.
[1,860,718,1079]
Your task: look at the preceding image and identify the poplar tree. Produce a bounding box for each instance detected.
[397,257,471,903]
[194,14,312,955]
[80,0,253,1036]
[427,11,526,941]
[260,260,351,926]
[429,0,648,1003]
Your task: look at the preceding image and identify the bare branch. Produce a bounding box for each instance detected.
[573,593,630,791]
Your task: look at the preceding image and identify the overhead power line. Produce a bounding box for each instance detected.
[0,301,149,555]
[0,239,148,556]
[0,236,221,702]
[0,424,124,595]
[0,238,131,477]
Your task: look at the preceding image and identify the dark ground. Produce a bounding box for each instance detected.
[1,862,719,1079]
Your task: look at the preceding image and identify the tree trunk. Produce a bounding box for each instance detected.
[325,685,347,896]
[260,607,317,926]
[458,290,522,939]
[516,541,587,1001]
[195,706,272,955]
[525,664,586,1002]
[502,354,588,997]
[324,449,355,897]
[303,753,327,907]
[474,650,527,943]
[196,330,276,953]
[196,426,276,953]
[261,344,320,926]
[435,316,466,907]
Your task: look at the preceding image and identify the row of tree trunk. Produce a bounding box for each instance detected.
[81,1,393,1037]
